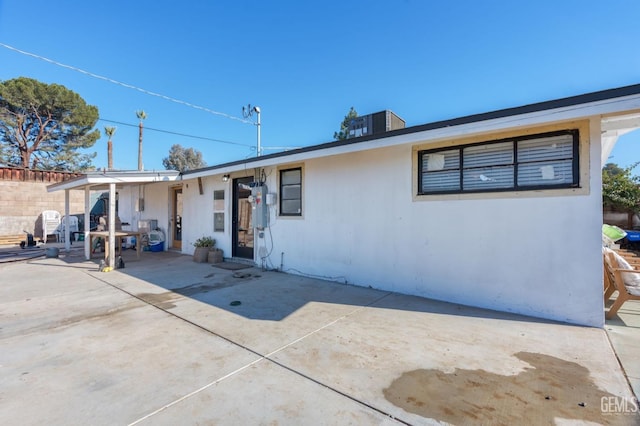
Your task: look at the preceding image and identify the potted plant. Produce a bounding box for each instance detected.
[208,245,223,264]
[193,236,215,263]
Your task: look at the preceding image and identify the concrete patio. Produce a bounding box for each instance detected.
[0,247,638,425]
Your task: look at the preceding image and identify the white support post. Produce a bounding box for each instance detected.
[84,187,91,260]
[64,189,71,252]
[108,183,116,269]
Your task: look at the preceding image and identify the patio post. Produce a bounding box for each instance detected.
[64,189,71,252]
[84,187,90,260]
[108,183,116,269]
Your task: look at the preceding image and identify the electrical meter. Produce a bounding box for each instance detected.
[250,184,269,229]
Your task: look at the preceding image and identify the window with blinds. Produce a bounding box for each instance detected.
[418,130,578,194]
[280,168,302,216]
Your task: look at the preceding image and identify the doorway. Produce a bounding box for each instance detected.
[232,176,254,259]
[170,186,183,250]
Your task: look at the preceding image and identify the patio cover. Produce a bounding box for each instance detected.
[47,170,180,268]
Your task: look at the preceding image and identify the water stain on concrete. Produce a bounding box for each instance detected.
[136,292,180,310]
[384,351,636,425]
[3,302,140,338]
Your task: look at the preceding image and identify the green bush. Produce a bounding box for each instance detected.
[193,236,215,248]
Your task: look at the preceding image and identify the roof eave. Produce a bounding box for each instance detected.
[182,85,640,180]
[47,170,181,192]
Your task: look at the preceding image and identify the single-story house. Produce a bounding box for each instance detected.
[49,84,640,327]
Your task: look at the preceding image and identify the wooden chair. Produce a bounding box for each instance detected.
[616,249,640,260]
[615,250,640,268]
[604,255,616,300]
[603,251,640,319]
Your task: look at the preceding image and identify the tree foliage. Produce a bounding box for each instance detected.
[602,162,640,211]
[162,144,207,172]
[333,106,358,140]
[0,77,99,171]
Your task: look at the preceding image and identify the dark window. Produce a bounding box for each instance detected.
[418,130,579,194]
[280,168,302,216]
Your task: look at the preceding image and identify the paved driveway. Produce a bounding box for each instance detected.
[1,250,638,425]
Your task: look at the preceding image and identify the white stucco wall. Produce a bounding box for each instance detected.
[180,119,605,327]
[115,186,137,229]
[181,176,232,256]
[272,122,603,326]
[105,183,173,248]
[141,183,171,239]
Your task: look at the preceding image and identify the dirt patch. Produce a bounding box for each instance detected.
[384,351,634,425]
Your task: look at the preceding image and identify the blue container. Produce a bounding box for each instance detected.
[625,230,640,242]
[150,241,164,252]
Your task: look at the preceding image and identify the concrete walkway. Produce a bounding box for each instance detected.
[605,296,640,399]
[1,248,638,425]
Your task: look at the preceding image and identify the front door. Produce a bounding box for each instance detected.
[171,186,183,250]
[232,176,254,259]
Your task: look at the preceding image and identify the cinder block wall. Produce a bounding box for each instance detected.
[0,181,85,238]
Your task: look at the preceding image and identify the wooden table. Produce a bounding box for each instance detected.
[89,231,142,260]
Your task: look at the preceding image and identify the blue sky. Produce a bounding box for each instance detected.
[1,1,640,171]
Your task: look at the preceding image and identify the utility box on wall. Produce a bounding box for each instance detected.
[251,184,269,229]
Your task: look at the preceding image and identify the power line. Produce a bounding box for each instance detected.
[0,42,253,125]
[99,118,253,148]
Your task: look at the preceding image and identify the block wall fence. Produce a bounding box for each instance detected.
[0,168,85,238]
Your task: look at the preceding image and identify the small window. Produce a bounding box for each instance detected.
[280,168,302,216]
[213,190,224,232]
[418,130,579,194]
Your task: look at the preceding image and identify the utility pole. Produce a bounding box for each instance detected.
[136,110,147,170]
[243,104,261,157]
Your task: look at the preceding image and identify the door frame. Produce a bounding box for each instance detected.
[232,176,254,259]
[170,186,183,250]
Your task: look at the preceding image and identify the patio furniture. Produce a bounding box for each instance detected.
[603,250,640,319]
[89,231,142,261]
[42,210,61,243]
[57,215,79,243]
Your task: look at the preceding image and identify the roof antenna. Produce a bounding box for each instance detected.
[242,104,261,157]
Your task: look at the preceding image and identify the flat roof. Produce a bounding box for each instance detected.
[47,170,180,192]
[183,83,640,178]
[47,83,640,190]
